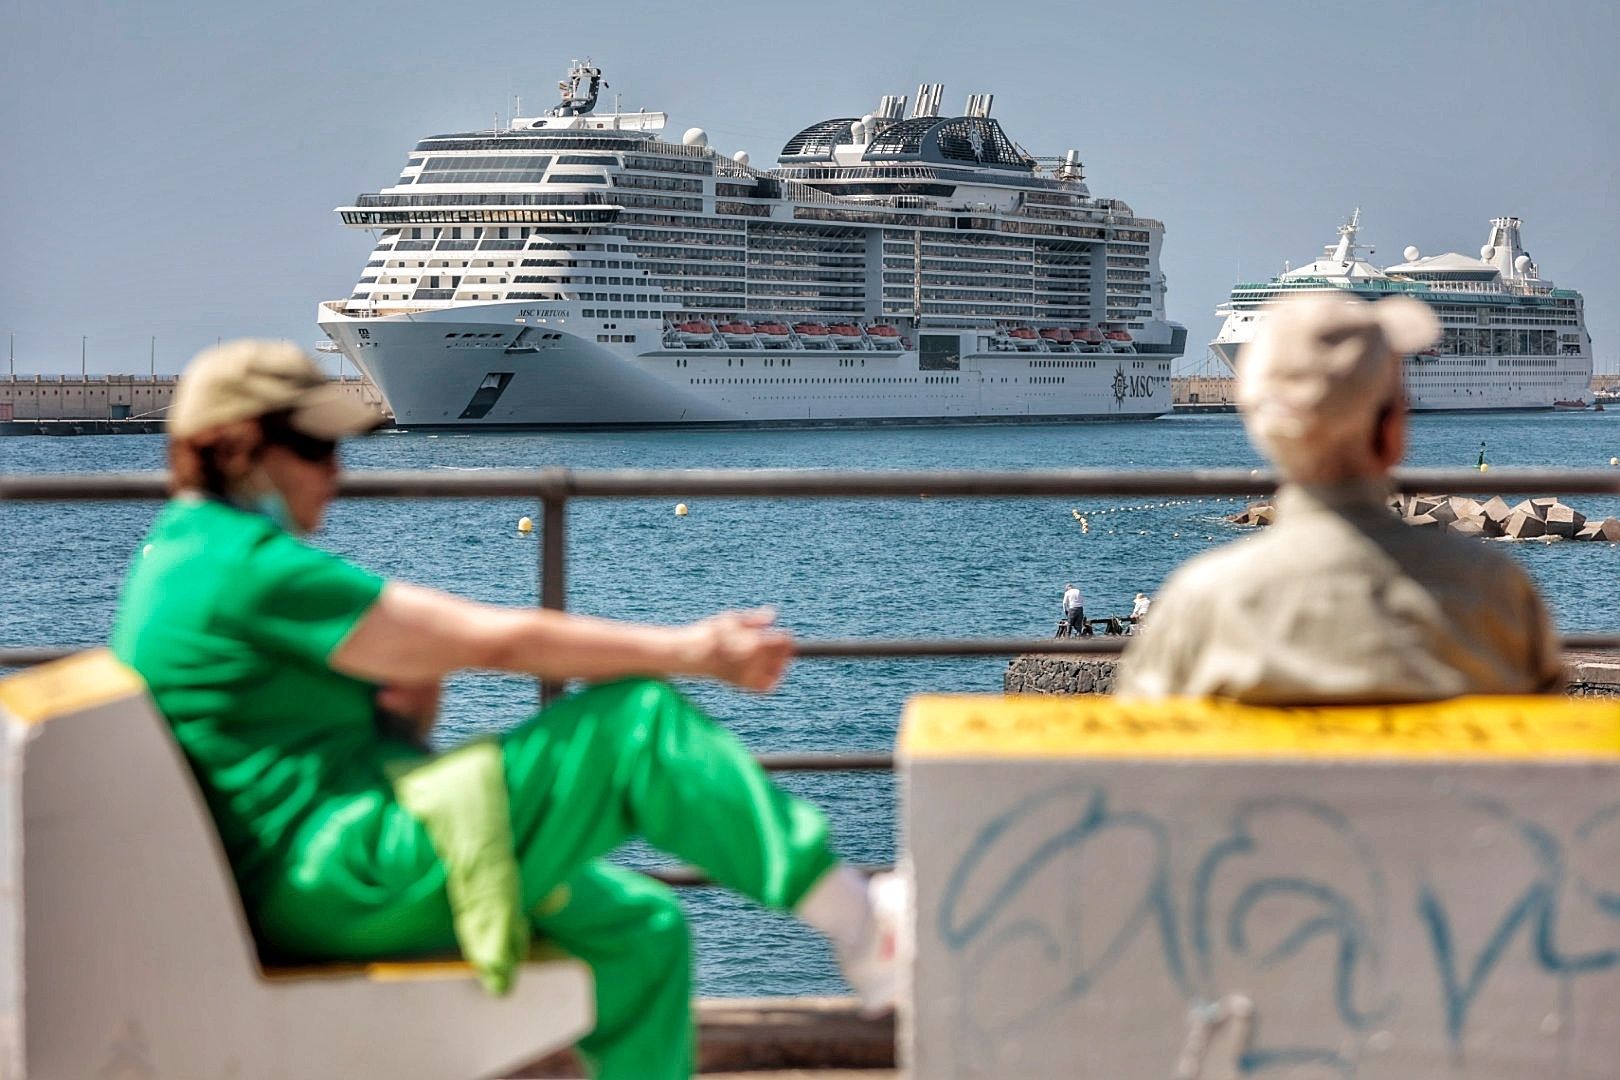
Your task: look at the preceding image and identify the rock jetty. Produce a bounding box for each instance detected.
[1229,493,1620,541]
[1005,654,1620,699]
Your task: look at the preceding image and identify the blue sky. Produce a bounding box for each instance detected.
[3,0,1615,375]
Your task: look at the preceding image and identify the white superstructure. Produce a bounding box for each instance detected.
[318,62,1185,428]
[1211,211,1593,410]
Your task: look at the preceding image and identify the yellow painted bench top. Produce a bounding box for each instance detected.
[0,649,144,726]
[902,694,1620,760]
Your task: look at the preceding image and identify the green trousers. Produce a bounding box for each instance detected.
[253,679,838,1080]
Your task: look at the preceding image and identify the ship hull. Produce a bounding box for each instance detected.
[319,304,1176,428]
[1209,338,1591,412]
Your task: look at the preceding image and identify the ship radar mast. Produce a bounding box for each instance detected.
[1329,208,1365,264]
[553,60,606,117]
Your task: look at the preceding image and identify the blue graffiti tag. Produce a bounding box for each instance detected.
[1418,794,1620,1059]
[938,781,1188,1000]
[934,784,1620,1076]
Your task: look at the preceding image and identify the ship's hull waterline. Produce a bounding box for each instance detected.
[321,306,1172,429]
[1210,341,1592,412]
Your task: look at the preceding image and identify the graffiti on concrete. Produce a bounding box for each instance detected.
[938,780,1620,1076]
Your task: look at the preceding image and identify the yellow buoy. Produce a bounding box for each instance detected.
[675,503,689,517]
[141,544,154,558]
[517,516,534,534]
[1610,457,1618,467]
[1478,462,1490,473]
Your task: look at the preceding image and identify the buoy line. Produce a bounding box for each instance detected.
[1069,496,1247,519]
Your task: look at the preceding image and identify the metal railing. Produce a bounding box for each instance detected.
[7,465,1620,887]
[5,465,1620,671]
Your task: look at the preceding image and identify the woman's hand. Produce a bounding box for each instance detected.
[375,679,443,744]
[684,608,795,692]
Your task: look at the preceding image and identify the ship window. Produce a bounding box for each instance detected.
[417,155,553,185]
[919,335,960,372]
[547,173,608,184]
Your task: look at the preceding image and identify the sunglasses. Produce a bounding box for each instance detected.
[264,425,338,463]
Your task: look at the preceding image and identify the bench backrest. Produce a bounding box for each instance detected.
[0,650,268,1074]
[902,693,1620,1079]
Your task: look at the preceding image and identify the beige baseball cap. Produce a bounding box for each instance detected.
[1238,293,1439,473]
[168,339,383,441]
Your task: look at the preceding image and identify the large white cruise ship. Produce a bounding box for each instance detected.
[317,62,1185,428]
[1211,212,1593,410]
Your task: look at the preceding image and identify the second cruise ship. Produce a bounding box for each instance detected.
[318,62,1186,428]
[1211,212,1593,410]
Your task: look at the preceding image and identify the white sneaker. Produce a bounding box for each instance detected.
[836,870,908,1018]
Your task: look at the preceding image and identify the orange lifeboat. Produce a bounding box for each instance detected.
[865,324,903,349]
[827,323,865,349]
[1103,329,1136,354]
[1007,327,1040,351]
[717,320,757,346]
[794,322,832,347]
[1038,327,1074,346]
[1075,327,1106,345]
[755,321,792,347]
[675,320,716,346]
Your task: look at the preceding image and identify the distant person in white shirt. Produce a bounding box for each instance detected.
[1129,592,1152,629]
[1061,583,1085,636]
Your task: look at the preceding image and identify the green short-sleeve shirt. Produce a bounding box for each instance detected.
[111,497,394,893]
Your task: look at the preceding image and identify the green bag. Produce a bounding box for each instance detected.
[388,739,528,995]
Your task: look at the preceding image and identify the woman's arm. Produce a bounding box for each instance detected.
[330,582,794,691]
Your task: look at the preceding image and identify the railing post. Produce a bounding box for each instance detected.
[538,487,567,704]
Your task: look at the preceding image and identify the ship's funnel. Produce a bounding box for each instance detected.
[910,83,944,118]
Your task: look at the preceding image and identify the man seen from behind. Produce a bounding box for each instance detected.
[1117,294,1562,703]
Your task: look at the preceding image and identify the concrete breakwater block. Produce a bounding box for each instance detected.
[1502,508,1547,539]
[1226,503,1275,526]
[902,695,1620,1079]
[1233,492,1616,542]
[1576,518,1620,542]
[1545,503,1586,537]
[1479,495,1514,524]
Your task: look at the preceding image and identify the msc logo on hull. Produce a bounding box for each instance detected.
[1112,366,1162,407]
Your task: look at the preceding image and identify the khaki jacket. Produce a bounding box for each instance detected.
[1116,479,1564,704]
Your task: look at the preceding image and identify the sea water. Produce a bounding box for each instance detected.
[3,411,1617,995]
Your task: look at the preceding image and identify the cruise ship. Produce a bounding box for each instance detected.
[317,62,1186,428]
[1211,212,1593,410]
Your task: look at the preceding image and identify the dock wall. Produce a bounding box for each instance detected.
[1005,652,1620,697]
[0,375,384,423]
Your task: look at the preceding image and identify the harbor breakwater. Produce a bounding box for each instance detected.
[1005,653,1620,697]
[1230,491,1620,542]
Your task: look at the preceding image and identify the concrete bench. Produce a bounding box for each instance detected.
[0,650,593,1080]
[902,693,1620,1079]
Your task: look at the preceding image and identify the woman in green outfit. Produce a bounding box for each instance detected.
[111,340,902,1080]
